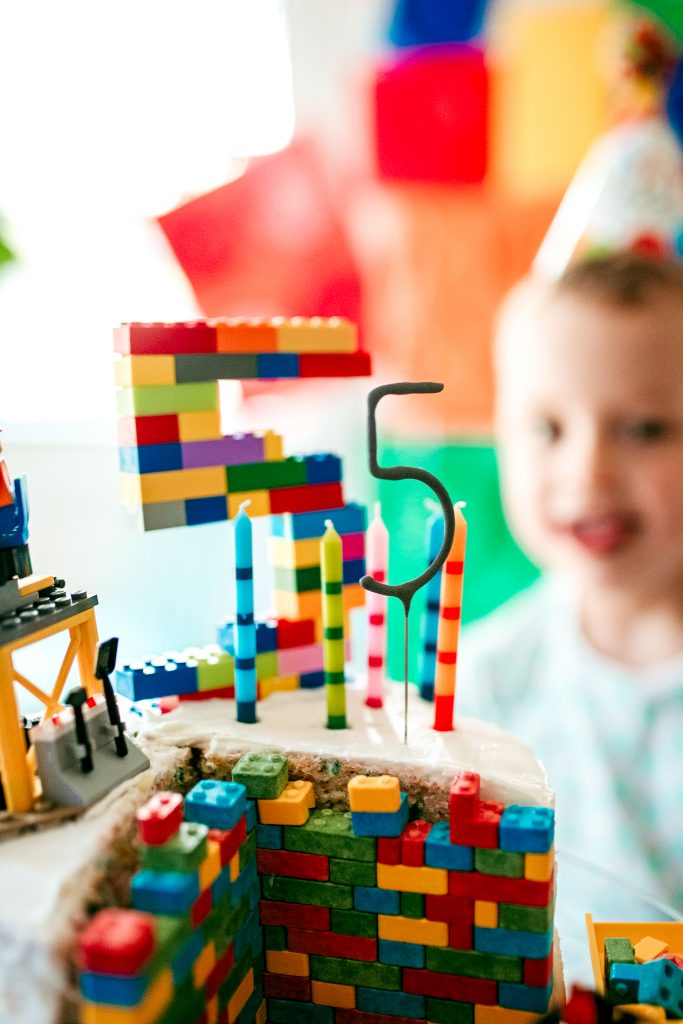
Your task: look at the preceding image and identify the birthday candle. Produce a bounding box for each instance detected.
[234,500,257,724]
[365,502,388,708]
[321,519,346,729]
[418,508,444,702]
[433,503,467,732]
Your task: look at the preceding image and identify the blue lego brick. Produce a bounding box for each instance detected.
[299,669,325,689]
[500,806,555,853]
[342,557,366,586]
[115,654,199,701]
[499,981,553,1014]
[232,859,259,905]
[388,0,488,47]
[354,886,400,915]
[608,962,642,1003]
[234,908,262,960]
[246,800,258,833]
[217,618,278,655]
[184,779,247,830]
[185,495,228,525]
[172,927,206,985]
[304,454,343,485]
[80,970,151,1007]
[212,864,233,905]
[424,822,473,870]
[378,939,425,968]
[131,869,199,916]
[256,352,300,379]
[639,958,683,1014]
[474,926,553,959]
[357,988,426,1019]
[118,443,183,474]
[270,502,367,540]
[352,792,409,837]
[269,999,334,1024]
[256,823,283,849]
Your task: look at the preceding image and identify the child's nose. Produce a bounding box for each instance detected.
[571,430,618,491]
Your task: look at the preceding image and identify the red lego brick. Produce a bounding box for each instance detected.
[117,415,181,447]
[524,951,553,987]
[298,352,372,378]
[402,967,497,1004]
[336,1011,420,1024]
[78,909,155,976]
[263,973,312,1001]
[449,921,474,950]
[209,815,247,867]
[448,870,553,907]
[136,792,183,846]
[269,482,344,516]
[401,820,432,867]
[451,799,503,849]
[206,945,235,999]
[259,900,330,931]
[276,617,317,650]
[191,886,212,928]
[425,894,474,924]
[449,771,480,824]
[287,928,377,962]
[179,687,235,702]
[377,837,401,865]
[257,849,329,882]
[114,322,218,355]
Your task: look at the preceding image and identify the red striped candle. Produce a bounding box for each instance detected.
[433,503,467,732]
[365,502,389,708]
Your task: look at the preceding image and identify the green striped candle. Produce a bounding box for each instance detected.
[321,519,346,729]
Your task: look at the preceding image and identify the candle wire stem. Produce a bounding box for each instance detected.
[403,607,409,746]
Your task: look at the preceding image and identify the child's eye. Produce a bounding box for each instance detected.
[532,417,561,443]
[621,420,670,443]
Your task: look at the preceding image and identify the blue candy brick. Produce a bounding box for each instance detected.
[342,558,366,586]
[609,962,641,1003]
[256,823,283,849]
[352,793,409,837]
[499,981,553,1013]
[299,670,325,689]
[304,454,343,485]
[425,821,473,871]
[212,864,233,905]
[217,618,278,655]
[118,443,183,474]
[232,859,258,905]
[639,958,683,1013]
[115,654,198,701]
[80,971,151,1007]
[500,806,555,853]
[131,869,199,916]
[389,0,488,47]
[357,988,426,1019]
[172,927,206,985]
[234,909,262,960]
[378,939,425,968]
[354,886,400,915]
[270,502,366,540]
[474,926,553,959]
[185,495,228,526]
[256,353,300,379]
[246,800,258,833]
[184,779,247,830]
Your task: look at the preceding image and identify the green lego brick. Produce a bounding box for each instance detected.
[239,829,257,870]
[261,874,352,909]
[214,892,252,947]
[226,457,308,493]
[268,1001,334,1024]
[499,901,554,933]
[330,908,377,938]
[232,751,289,799]
[116,381,219,417]
[474,847,525,878]
[197,650,234,692]
[157,975,205,1024]
[141,821,208,873]
[425,997,474,1024]
[426,947,523,982]
[400,891,425,919]
[284,809,376,862]
[604,937,635,980]
[146,916,190,979]
[273,564,322,593]
[310,955,401,990]
[329,858,376,887]
[264,925,287,950]
[255,650,278,680]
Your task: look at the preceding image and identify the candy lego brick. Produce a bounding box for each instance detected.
[400,891,424,919]
[185,780,247,831]
[354,886,400,916]
[228,489,271,519]
[474,925,553,960]
[330,908,378,938]
[200,841,223,892]
[348,775,401,814]
[311,980,356,1008]
[256,823,283,851]
[450,923,475,951]
[425,997,474,1024]
[115,355,176,387]
[449,771,480,817]
[284,809,376,862]
[378,939,425,968]
[80,970,173,1024]
[216,319,279,353]
[174,353,259,383]
[266,949,310,977]
[142,822,209,873]
[474,901,498,929]
[245,800,258,832]
[260,675,300,699]
[132,869,200,916]
[259,900,330,931]
[604,936,636,979]
[228,968,255,1023]
[329,858,376,887]
[472,1010,538,1024]
[256,353,300,379]
[268,999,334,1024]
[276,642,325,678]
[218,619,279,656]
[275,317,357,354]
[258,780,315,827]
[377,837,401,866]
[634,936,669,963]
[334,1012,427,1024]
[299,669,325,689]
[388,0,487,46]
[261,874,352,909]
[524,951,553,988]
[636,958,683,1015]
[378,914,448,947]
[288,928,378,961]
[269,482,344,517]
[475,848,524,879]
[195,646,234,692]
[207,947,237,1000]
[523,848,554,883]
[263,972,312,1001]
[303,454,343,486]
[119,443,183,475]
[298,351,372,378]
[114,322,218,355]
[78,909,156,976]
[377,862,448,896]
[136,792,184,846]
[130,500,188,532]
[276,617,317,649]
[356,988,426,1020]
[232,752,289,800]
[117,414,180,447]
[269,532,363,570]
[264,924,287,950]
[499,806,555,854]
[498,901,554,934]
[401,821,432,867]
[424,825,474,871]
[209,816,247,868]
[309,955,401,990]
[270,503,367,541]
[181,433,266,470]
[449,870,553,907]
[185,494,229,525]
[352,793,409,838]
[117,654,199,701]
[191,885,213,928]
[498,980,553,1013]
[116,381,219,419]
[172,927,206,985]
[256,848,328,882]
[402,967,497,1004]
[238,831,258,870]
[120,465,227,505]
[193,939,217,987]
[426,946,523,982]
[177,409,223,442]
[226,457,308,493]
[451,800,504,850]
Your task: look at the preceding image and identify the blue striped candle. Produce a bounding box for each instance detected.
[234,500,257,723]
[418,508,444,701]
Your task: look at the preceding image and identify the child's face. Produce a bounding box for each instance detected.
[496,288,683,597]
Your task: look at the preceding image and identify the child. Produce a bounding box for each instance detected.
[458,253,683,918]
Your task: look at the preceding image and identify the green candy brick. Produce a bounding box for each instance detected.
[400,892,425,919]
[196,650,234,692]
[255,651,278,681]
[226,457,307,493]
[604,937,635,981]
[310,955,401,990]
[268,1001,333,1024]
[426,947,523,982]
[474,847,525,878]
[330,908,377,938]
[261,874,352,909]
[141,822,208,873]
[425,998,474,1024]
[116,381,218,417]
[157,975,204,1024]
[232,751,288,799]
[239,829,257,870]
[329,858,376,887]
[499,901,554,933]
[264,925,287,950]
[284,809,376,862]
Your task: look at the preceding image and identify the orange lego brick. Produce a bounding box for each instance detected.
[258,780,315,826]
[378,914,449,947]
[312,980,357,1008]
[199,840,222,891]
[266,949,310,977]
[377,862,448,896]
[634,936,669,963]
[524,848,554,882]
[474,901,498,928]
[216,318,279,353]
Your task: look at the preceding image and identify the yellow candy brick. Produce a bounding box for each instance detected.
[256,1000,267,1024]
[263,430,284,461]
[258,780,315,826]
[178,409,222,441]
[377,862,448,896]
[228,969,254,1022]
[276,317,357,354]
[348,775,401,813]
[260,674,300,698]
[205,995,219,1024]
[266,950,310,977]
[81,969,172,1024]
[199,840,222,891]
[114,355,176,387]
[193,940,216,988]
[229,852,240,882]
[634,936,669,963]
[312,981,357,1008]
[121,466,226,505]
[474,901,498,929]
[474,1007,540,1024]
[378,914,448,947]
[269,535,325,570]
[525,847,554,882]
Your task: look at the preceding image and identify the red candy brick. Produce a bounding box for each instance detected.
[269,482,344,516]
[451,799,504,849]
[114,321,218,355]
[336,1012,419,1024]
[448,871,553,907]
[288,928,377,962]
[425,894,474,924]
[257,849,329,882]
[377,837,401,865]
[209,816,247,867]
[79,909,155,976]
[449,922,474,950]
[298,352,372,378]
[401,820,431,867]
[206,945,235,999]
[136,792,183,846]
[259,900,330,931]
[117,414,180,447]
[276,617,316,650]
[403,967,497,1004]
[263,973,312,1001]
[191,887,212,928]
[524,951,553,987]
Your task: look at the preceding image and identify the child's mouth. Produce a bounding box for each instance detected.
[566,514,638,556]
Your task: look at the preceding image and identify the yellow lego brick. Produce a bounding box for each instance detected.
[229,852,240,882]
[377,862,448,896]
[378,914,448,947]
[228,490,271,518]
[276,317,357,354]
[205,995,219,1024]
[348,775,401,813]
[260,674,300,698]
[266,950,310,977]
[81,968,172,1024]
[474,901,498,929]
[256,999,267,1024]
[274,584,364,622]
[114,355,176,387]
[474,1007,540,1024]
[634,936,669,963]
[258,780,315,826]
[120,466,226,505]
[268,535,322,570]
[228,968,254,1023]
[586,915,683,996]
[525,847,554,882]
[312,981,356,1009]
[193,940,216,988]
[199,840,222,891]
[178,409,222,441]
[262,430,284,461]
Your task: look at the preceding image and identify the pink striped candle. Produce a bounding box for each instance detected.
[366,502,389,708]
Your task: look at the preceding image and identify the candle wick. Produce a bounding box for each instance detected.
[456,500,467,510]
[239,499,252,513]
[324,518,333,529]
[374,501,381,519]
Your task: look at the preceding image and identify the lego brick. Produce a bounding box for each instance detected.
[264,925,287,950]
[178,409,223,441]
[261,875,352,909]
[260,675,300,698]
[284,809,376,862]
[269,532,363,570]
[275,317,357,354]
[475,848,525,879]
[334,1012,425,1024]
[136,792,184,846]
[255,824,283,851]
[354,886,400,915]
[238,829,258,870]
[269,482,344,516]
[78,909,155,976]
[274,561,364,594]
[298,351,371,377]
[472,1010,537,1024]
[196,647,235,692]
[498,981,553,1013]
[227,457,308,493]
[425,998,474,1024]
[330,908,378,938]
[270,503,366,540]
[288,928,377,962]
[116,381,219,418]
[474,925,553,959]
[311,980,356,1008]
[186,495,229,526]
[348,775,401,813]
[276,643,325,678]
[299,669,325,689]
[119,443,183,474]
[303,454,343,485]
[181,433,266,470]
[256,352,300,379]
[199,841,223,891]
[185,780,247,831]
[377,837,401,866]
[378,939,425,968]
[142,822,209,873]
[170,927,205,984]
[604,936,636,978]
[351,793,409,838]
[400,891,424,919]
[120,465,226,505]
[378,914,448,947]
[114,322,218,355]
[524,849,554,883]
[174,353,259,382]
[524,951,553,988]
[451,800,504,850]
[81,971,173,1024]
[246,800,258,832]
[132,869,199,916]
[498,902,554,934]
[216,319,279,353]
[228,490,271,519]
[309,955,401,990]
[401,821,431,867]
[263,973,312,1001]
[117,653,199,701]
[356,988,425,1020]
[329,858,376,887]
[256,848,328,882]
[130,500,187,532]
[474,901,498,929]
[426,946,523,982]
[117,414,180,447]
[377,862,448,896]
[218,618,279,656]
[115,354,177,387]
[634,936,669,963]
[259,900,330,931]
[499,806,555,854]
[448,870,553,907]
[268,999,333,1024]
[403,967,497,1004]
[232,752,289,800]
[265,949,310,977]
[388,0,486,46]
[425,823,473,871]
[228,968,255,1022]
[209,816,247,867]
